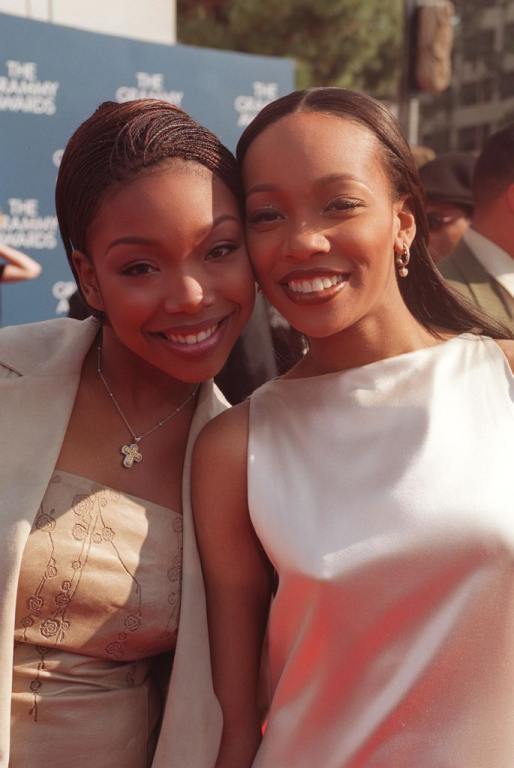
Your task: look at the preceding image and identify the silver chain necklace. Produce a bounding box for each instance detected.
[96,338,199,469]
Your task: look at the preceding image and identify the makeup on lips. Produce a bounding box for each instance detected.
[151,312,234,355]
[281,270,350,303]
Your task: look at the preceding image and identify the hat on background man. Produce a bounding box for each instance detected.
[420,151,476,210]
[420,151,477,263]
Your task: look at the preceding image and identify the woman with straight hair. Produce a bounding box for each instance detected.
[1,99,254,768]
[193,88,514,768]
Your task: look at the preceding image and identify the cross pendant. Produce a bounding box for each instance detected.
[121,442,143,469]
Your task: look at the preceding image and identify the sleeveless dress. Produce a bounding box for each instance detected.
[248,335,514,768]
[11,470,182,768]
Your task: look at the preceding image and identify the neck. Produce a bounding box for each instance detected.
[92,325,196,411]
[300,301,439,377]
[473,213,514,260]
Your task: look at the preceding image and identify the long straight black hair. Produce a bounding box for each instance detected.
[237,87,512,340]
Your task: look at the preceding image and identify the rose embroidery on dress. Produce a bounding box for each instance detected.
[16,472,183,725]
[40,618,60,638]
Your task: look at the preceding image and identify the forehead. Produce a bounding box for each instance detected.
[99,159,235,213]
[116,158,213,196]
[87,160,239,248]
[243,112,387,188]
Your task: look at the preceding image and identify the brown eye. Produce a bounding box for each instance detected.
[206,242,239,261]
[122,262,157,276]
[247,208,283,225]
[324,198,361,214]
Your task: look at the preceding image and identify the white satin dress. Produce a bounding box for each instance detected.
[248,335,514,768]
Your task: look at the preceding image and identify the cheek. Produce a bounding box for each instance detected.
[430,228,455,252]
[453,219,470,239]
[246,230,277,270]
[429,228,444,242]
[98,276,158,321]
[212,261,255,303]
[340,228,393,269]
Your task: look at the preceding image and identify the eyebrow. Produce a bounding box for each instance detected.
[316,173,362,186]
[246,173,362,198]
[104,236,157,256]
[104,214,241,256]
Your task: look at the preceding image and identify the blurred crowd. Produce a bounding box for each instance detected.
[417,124,514,338]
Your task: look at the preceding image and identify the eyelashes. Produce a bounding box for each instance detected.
[247,209,282,225]
[247,198,363,226]
[121,262,157,276]
[206,242,241,260]
[119,242,242,275]
[324,198,361,213]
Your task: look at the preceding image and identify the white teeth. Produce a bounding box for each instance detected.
[287,274,344,294]
[164,323,218,345]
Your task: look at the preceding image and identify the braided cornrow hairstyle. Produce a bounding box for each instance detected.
[237,87,512,341]
[56,99,241,291]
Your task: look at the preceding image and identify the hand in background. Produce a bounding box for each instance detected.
[0,242,42,283]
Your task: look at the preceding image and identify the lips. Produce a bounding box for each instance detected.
[151,313,232,354]
[287,274,344,294]
[160,321,220,346]
[280,269,350,304]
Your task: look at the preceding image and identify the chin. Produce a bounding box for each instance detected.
[282,310,356,339]
[298,326,349,340]
[158,349,234,384]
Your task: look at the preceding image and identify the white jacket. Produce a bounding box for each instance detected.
[0,317,224,767]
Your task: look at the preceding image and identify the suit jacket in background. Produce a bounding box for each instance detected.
[439,239,514,333]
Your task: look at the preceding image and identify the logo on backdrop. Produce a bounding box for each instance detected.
[115,72,184,106]
[52,149,64,168]
[234,81,278,127]
[52,281,76,315]
[0,198,58,250]
[0,60,59,115]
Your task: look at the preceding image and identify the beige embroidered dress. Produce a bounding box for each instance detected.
[11,470,182,768]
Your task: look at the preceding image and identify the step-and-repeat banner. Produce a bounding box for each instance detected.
[0,12,293,326]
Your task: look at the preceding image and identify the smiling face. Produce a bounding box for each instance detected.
[73,159,255,382]
[243,112,415,340]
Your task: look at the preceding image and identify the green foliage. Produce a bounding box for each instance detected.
[178,0,403,100]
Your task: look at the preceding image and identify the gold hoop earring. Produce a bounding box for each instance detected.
[395,244,410,278]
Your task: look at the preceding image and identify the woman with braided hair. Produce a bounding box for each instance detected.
[0,99,254,767]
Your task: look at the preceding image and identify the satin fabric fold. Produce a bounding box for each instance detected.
[248,335,514,768]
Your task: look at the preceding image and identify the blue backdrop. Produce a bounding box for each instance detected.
[0,12,294,326]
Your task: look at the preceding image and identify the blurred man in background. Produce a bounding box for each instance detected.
[420,151,475,263]
[439,124,514,333]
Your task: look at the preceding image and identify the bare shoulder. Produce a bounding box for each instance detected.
[194,400,250,470]
[494,339,514,373]
[192,400,250,519]
[192,400,256,549]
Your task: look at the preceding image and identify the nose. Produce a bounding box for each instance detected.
[285,221,331,262]
[163,274,213,314]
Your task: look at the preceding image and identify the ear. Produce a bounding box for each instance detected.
[71,250,104,312]
[506,182,514,215]
[393,196,416,253]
